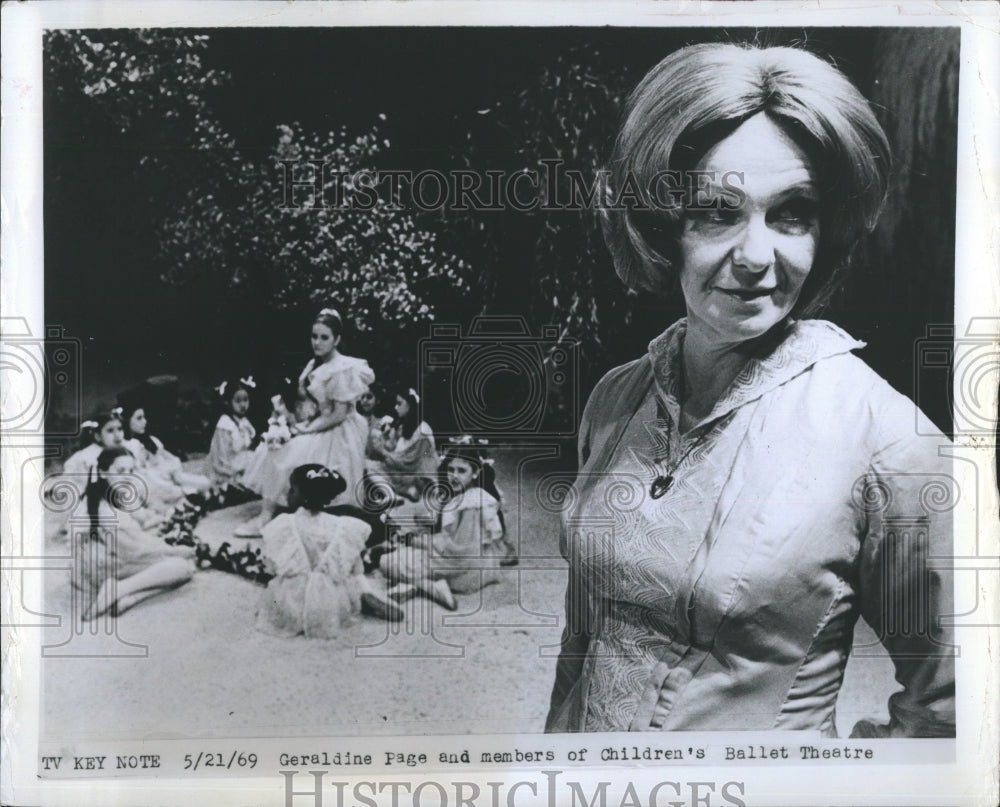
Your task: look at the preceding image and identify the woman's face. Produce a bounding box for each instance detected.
[394,396,410,418]
[128,409,147,436]
[677,113,819,346]
[446,458,479,494]
[230,389,250,417]
[98,419,124,448]
[311,323,339,359]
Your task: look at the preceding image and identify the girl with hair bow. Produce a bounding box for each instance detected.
[207,376,258,492]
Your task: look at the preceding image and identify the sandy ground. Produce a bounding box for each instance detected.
[40,452,896,742]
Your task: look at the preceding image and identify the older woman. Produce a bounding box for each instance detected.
[546,44,954,738]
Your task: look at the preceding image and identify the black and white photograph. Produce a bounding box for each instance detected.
[2,2,997,806]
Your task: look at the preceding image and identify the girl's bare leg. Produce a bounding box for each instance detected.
[235,498,277,537]
[97,558,193,618]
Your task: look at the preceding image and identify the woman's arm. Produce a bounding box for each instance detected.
[852,397,956,738]
[545,543,594,732]
[297,359,315,399]
[293,400,352,435]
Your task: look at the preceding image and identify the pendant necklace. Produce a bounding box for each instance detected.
[649,358,710,499]
[649,415,699,499]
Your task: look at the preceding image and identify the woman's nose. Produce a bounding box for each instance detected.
[732,216,775,273]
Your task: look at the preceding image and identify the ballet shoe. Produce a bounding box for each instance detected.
[428,579,458,611]
[83,581,114,622]
[111,595,138,617]
[499,544,519,567]
[361,592,405,623]
[387,583,417,602]
[233,518,262,538]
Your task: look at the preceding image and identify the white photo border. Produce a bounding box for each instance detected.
[2,2,998,806]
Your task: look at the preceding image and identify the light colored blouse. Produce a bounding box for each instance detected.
[547,318,954,738]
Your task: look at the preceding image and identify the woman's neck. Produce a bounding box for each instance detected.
[315,349,340,366]
[679,322,753,431]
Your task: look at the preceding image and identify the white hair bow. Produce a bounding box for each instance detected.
[80,420,99,430]
[215,380,228,396]
[305,468,330,479]
[240,375,256,389]
[408,387,420,404]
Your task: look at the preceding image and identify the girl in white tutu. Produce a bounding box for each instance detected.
[239,307,374,535]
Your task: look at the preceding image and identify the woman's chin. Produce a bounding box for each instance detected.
[701,316,784,345]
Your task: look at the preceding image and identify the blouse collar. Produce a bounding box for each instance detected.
[647,318,865,429]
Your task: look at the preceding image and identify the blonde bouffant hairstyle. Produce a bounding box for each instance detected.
[600,43,892,315]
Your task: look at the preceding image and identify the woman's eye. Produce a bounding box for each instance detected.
[771,198,818,230]
[685,205,739,227]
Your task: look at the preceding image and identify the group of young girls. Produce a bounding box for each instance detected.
[55,306,517,634]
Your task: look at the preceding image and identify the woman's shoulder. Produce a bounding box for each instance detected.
[322,353,374,378]
[581,356,654,422]
[782,325,950,447]
[593,356,651,389]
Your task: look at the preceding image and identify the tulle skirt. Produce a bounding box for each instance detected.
[243,412,368,508]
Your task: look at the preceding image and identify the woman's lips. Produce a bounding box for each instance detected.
[715,287,777,302]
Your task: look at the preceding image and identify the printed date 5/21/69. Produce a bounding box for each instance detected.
[183,751,258,771]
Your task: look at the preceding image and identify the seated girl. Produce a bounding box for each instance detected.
[76,447,195,621]
[62,410,125,480]
[207,377,259,505]
[364,387,438,504]
[48,410,149,541]
[257,464,401,638]
[120,399,211,512]
[379,444,507,610]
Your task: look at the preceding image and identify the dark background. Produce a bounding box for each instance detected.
[43,27,959,449]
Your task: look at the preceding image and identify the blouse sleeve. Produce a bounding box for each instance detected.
[324,359,376,404]
[334,515,372,555]
[546,375,604,730]
[852,388,956,738]
[546,358,654,731]
[480,495,504,544]
[210,422,238,479]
